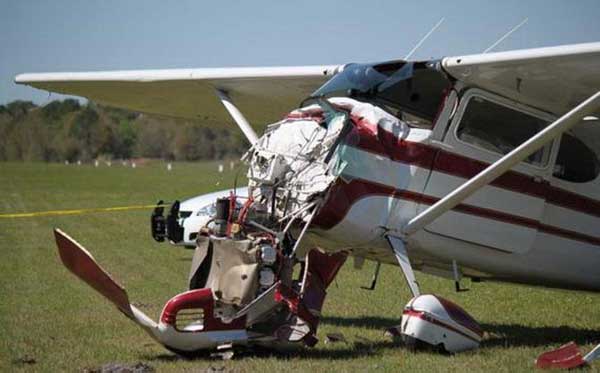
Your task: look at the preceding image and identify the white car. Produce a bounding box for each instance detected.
[151,187,248,247]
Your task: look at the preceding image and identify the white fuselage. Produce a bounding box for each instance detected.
[309,89,600,291]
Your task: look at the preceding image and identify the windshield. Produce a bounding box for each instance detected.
[311,60,451,128]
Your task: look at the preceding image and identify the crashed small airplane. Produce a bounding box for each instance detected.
[16,41,600,368]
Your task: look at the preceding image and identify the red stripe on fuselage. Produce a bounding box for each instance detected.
[433,149,600,219]
[313,177,600,246]
[344,116,600,219]
[300,104,600,247]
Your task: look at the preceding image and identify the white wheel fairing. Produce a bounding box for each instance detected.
[401,294,482,353]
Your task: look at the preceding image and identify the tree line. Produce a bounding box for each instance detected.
[0,99,248,162]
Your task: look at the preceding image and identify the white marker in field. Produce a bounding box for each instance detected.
[230,161,234,170]
[77,160,81,166]
[65,160,69,165]
[107,161,112,167]
[167,163,172,171]
[132,162,137,169]
[218,164,224,173]
[94,160,99,167]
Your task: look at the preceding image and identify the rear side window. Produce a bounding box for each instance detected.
[456,96,550,166]
[553,126,600,183]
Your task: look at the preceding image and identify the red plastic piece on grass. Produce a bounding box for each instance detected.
[535,342,587,369]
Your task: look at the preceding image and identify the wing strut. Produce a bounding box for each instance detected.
[215,89,259,144]
[403,90,600,236]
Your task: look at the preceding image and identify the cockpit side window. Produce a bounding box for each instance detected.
[456,95,550,166]
[374,64,450,126]
[553,126,600,183]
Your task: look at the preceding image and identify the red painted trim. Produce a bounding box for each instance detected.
[273,250,347,343]
[274,283,319,335]
[288,101,600,221]
[160,288,246,332]
[435,296,483,337]
[347,115,600,220]
[348,117,437,169]
[288,100,600,246]
[313,178,600,246]
[403,309,425,318]
[403,309,481,343]
[306,250,348,288]
[433,147,600,222]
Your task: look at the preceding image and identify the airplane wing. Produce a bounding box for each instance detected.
[442,42,600,116]
[15,65,340,134]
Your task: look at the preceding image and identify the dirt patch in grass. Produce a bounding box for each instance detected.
[83,362,154,373]
[12,355,37,366]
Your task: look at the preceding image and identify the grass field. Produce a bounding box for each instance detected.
[2,161,600,372]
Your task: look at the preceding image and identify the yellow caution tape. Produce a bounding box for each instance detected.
[0,204,167,219]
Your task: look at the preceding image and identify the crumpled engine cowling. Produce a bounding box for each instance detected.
[246,104,344,216]
[246,97,409,222]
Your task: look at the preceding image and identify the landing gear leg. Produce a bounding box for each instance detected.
[361,261,381,291]
[384,235,483,353]
[386,235,420,297]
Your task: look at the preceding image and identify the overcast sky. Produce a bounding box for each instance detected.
[2,0,600,104]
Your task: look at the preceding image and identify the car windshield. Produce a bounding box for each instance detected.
[311,60,451,128]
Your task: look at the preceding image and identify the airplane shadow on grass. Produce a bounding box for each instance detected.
[144,340,404,362]
[141,316,600,362]
[322,315,600,348]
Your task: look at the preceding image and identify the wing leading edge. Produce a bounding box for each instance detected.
[15,65,340,134]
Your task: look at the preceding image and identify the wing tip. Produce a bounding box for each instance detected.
[14,73,44,85]
[14,73,27,84]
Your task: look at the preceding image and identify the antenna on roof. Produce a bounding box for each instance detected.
[404,17,445,60]
[483,18,528,53]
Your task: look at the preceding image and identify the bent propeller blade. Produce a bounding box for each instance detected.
[53,228,134,318]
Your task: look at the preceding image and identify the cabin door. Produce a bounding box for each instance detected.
[421,89,554,254]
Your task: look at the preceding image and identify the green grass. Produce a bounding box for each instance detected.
[1,161,600,372]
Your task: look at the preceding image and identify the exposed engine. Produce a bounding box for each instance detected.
[180,98,354,348]
[170,97,419,350]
